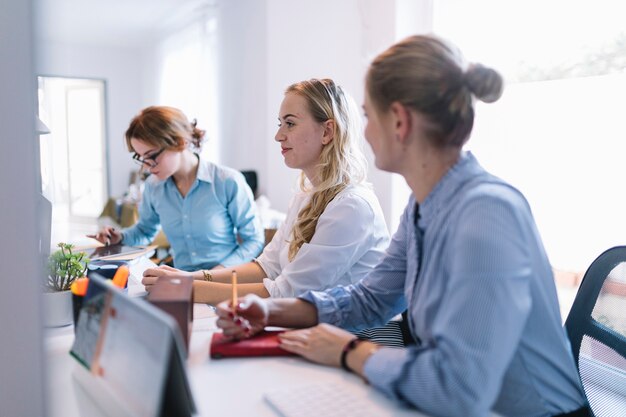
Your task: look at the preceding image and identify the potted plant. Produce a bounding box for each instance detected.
[42,243,89,327]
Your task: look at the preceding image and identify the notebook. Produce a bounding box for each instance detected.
[210,330,296,359]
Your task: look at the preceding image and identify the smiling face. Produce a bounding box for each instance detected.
[275,92,329,181]
[130,138,177,181]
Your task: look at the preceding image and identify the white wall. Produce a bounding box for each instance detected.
[216,0,268,182]
[35,0,426,232]
[38,41,145,198]
[217,0,404,227]
[0,0,46,415]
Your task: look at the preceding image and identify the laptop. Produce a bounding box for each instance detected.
[71,273,198,417]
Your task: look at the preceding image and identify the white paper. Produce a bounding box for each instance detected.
[126,257,158,297]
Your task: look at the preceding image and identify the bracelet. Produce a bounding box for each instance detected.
[202,270,213,282]
[340,337,362,373]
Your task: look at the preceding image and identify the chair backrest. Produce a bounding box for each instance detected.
[564,246,626,416]
[240,170,258,198]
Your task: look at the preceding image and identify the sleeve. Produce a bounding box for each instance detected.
[263,193,386,298]
[298,198,412,327]
[121,182,161,246]
[218,173,265,267]
[255,212,290,279]
[364,194,533,417]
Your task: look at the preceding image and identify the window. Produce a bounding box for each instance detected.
[38,77,108,233]
[153,14,218,162]
[389,0,626,271]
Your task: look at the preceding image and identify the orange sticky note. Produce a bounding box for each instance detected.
[112,265,129,289]
[72,277,89,296]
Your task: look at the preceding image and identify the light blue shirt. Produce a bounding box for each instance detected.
[122,156,264,271]
[302,152,586,417]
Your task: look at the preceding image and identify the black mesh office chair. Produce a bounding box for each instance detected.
[564,246,626,416]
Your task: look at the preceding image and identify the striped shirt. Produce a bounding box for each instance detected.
[301,152,586,417]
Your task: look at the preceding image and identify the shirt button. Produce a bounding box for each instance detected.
[183,215,188,219]
[191,252,196,256]
[186,234,191,238]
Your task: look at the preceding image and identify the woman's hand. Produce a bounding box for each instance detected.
[87,226,122,246]
[215,294,269,340]
[142,265,191,292]
[278,323,355,367]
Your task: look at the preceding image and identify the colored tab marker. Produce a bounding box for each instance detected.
[112,265,129,289]
[71,277,90,296]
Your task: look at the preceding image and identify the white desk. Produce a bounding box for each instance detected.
[45,304,426,417]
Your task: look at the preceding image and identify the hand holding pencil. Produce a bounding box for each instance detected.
[216,290,270,341]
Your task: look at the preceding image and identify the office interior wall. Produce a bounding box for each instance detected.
[213,0,403,223]
[0,1,46,416]
[37,41,144,198]
[265,0,397,217]
[216,0,268,187]
[35,0,431,230]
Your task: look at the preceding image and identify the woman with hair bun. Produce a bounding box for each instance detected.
[216,36,588,417]
[89,106,264,271]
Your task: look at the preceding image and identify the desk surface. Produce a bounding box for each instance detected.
[45,304,426,417]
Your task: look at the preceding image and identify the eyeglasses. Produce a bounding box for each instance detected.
[132,148,166,168]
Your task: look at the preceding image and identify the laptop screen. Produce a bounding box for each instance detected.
[71,274,197,417]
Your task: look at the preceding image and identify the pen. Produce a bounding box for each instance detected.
[231,270,238,308]
[105,228,114,247]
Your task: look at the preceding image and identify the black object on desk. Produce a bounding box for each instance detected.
[87,260,129,288]
[147,276,194,354]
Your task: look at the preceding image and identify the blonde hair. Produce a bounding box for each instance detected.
[124,106,205,152]
[367,34,503,148]
[286,79,367,261]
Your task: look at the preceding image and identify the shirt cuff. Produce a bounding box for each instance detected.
[299,288,351,326]
[254,256,275,279]
[263,278,281,298]
[363,347,410,400]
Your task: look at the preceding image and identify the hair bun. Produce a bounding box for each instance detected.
[464,64,503,103]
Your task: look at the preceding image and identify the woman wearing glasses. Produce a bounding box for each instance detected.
[90,106,264,271]
[142,80,392,316]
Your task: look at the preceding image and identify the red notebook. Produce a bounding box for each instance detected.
[210,330,296,359]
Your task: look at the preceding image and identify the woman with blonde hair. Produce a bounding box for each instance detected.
[89,106,264,271]
[144,79,390,310]
[216,36,588,417]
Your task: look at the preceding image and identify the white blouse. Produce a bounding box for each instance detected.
[257,184,390,298]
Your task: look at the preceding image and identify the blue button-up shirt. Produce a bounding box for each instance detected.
[302,152,586,417]
[122,157,264,271]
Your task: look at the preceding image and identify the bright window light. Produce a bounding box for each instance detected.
[390,0,626,271]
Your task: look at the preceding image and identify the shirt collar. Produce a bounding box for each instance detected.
[194,154,214,184]
[160,154,213,189]
[418,151,485,228]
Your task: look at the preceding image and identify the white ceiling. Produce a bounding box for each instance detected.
[36,0,216,47]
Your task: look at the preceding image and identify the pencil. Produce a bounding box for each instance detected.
[231,270,238,307]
